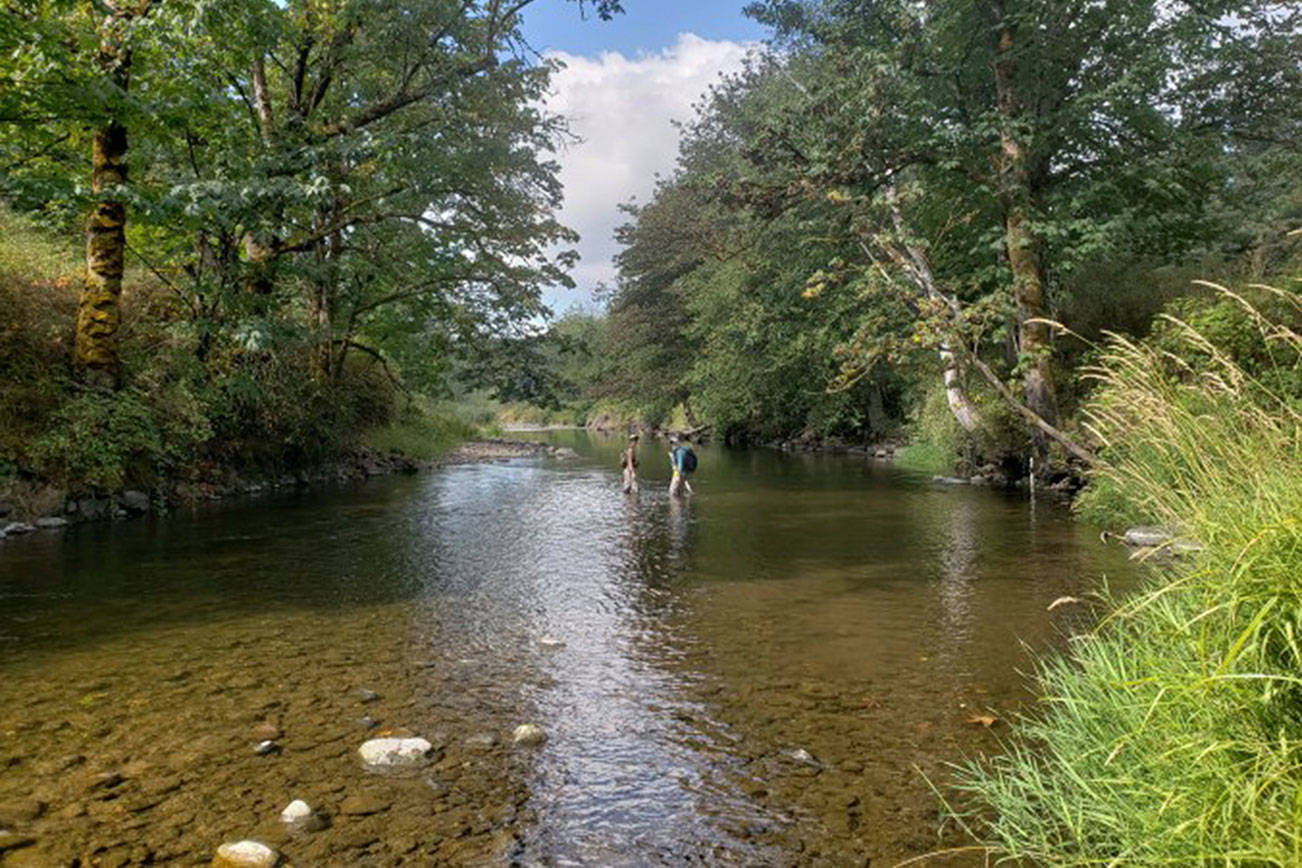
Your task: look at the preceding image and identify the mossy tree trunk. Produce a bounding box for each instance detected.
[76,1,153,386]
[992,3,1058,471]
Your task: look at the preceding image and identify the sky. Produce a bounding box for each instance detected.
[520,1,767,313]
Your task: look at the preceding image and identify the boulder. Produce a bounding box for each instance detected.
[74,498,113,521]
[211,840,278,868]
[1,522,34,536]
[511,724,547,747]
[357,737,432,767]
[119,491,150,514]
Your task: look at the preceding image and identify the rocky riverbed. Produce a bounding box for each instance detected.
[0,432,1140,866]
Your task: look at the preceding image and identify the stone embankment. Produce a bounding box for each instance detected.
[0,440,576,541]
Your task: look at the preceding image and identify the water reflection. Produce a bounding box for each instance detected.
[0,432,1138,866]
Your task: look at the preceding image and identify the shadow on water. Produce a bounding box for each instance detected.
[0,431,1139,865]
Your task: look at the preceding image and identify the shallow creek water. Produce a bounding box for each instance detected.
[0,432,1139,866]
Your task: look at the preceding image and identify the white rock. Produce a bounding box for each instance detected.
[785,748,818,765]
[279,799,311,823]
[212,840,278,868]
[512,724,547,747]
[538,635,566,649]
[1121,526,1174,547]
[357,737,433,767]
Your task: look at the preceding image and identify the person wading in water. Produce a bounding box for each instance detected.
[668,435,697,497]
[621,433,640,493]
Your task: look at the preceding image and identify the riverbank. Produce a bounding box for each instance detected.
[0,439,576,541]
[957,286,1302,864]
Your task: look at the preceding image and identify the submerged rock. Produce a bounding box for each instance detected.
[339,793,389,815]
[538,635,566,650]
[931,476,969,485]
[464,732,498,750]
[357,737,433,767]
[252,740,279,756]
[511,724,547,747]
[212,840,278,868]
[250,721,281,741]
[33,517,68,529]
[356,688,381,704]
[279,799,311,823]
[783,748,819,766]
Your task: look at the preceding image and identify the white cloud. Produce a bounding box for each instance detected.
[541,33,756,312]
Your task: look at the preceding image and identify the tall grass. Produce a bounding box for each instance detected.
[954,283,1302,865]
[361,396,481,461]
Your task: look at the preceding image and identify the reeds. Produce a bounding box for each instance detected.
[954,283,1302,865]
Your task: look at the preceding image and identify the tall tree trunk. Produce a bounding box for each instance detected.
[992,3,1058,471]
[76,12,136,386]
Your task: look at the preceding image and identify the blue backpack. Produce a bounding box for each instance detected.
[676,445,698,474]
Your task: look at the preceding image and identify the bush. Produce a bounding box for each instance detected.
[27,384,210,490]
[895,382,963,474]
[955,282,1302,865]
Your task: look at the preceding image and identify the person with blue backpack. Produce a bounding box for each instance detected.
[668,434,697,497]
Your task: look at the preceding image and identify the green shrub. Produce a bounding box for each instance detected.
[28,384,210,491]
[955,282,1302,865]
[895,382,963,474]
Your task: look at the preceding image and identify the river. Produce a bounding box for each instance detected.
[0,432,1138,866]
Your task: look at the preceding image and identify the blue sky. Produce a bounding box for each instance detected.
[518,1,768,314]
[521,0,767,57]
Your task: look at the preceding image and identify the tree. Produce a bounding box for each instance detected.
[742,0,1297,469]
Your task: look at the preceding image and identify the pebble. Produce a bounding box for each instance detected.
[538,635,566,649]
[464,732,498,750]
[339,793,389,816]
[356,688,381,703]
[359,714,379,729]
[279,799,311,824]
[357,737,432,767]
[250,721,281,741]
[253,740,279,756]
[511,724,547,747]
[211,840,278,868]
